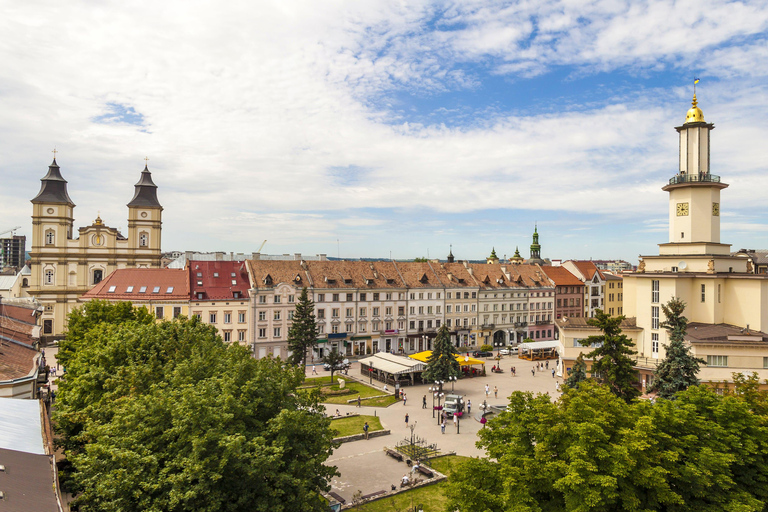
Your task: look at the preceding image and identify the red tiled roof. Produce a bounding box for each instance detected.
[81,268,190,301]
[189,261,250,301]
[247,260,307,289]
[541,266,584,286]
[0,304,39,381]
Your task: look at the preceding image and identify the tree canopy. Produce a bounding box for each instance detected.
[563,353,588,389]
[54,306,337,512]
[650,297,705,399]
[286,287,318,367]
[447,381,768,512]
[422,324,460,384]
[580,310,640,403]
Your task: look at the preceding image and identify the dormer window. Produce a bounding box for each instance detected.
[108,286,116,293]
[139,286,147,293]
[126,286,134,292]
[344,279,352,285]
[233,291,241,299]
[420,274,428,283]
[214,273,219,278]
[197,292,204,299]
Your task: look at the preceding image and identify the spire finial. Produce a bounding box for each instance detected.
[144,156,149,169]
[52,147,58,163]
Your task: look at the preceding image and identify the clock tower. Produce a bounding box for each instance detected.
[660,93,729,256]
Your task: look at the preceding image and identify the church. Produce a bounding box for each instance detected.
[27,158,163,341]
[623,93,768,389]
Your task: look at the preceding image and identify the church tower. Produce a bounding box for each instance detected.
[30,158,75,289]
[527,225,545,265]
[126,163,163,264]
[660,93,729,255]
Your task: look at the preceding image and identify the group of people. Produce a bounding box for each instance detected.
[529,360,557,378]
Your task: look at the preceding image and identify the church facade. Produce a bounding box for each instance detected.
[28,158,163,340]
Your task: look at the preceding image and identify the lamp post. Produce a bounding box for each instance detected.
[429,385,436,418]
[456,398,463,434]
[436,391,445,425]
[448,375,457,391]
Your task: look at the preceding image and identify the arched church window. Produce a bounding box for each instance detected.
[139,232,148,247]
[93,269,103,284]
[44,269,54,285]
[45,230,55,245]
[22,278,28,287]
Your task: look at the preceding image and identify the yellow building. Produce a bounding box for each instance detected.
[623,94,768,389]
[28,159,163,340]
[603,272,623,317]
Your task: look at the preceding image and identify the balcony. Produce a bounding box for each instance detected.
[481,323,495,329]
[514,322,527,328]
[668,173,721,185]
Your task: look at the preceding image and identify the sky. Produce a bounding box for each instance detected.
[2,0,768,264]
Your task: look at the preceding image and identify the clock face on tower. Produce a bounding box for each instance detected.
[676,202,689,216]
[712,202,720,216]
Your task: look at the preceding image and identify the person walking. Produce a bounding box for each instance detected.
[357,395,362,407]
[453,413,458,430]
[363,422,369,440]
[546,360,549,370]
[441,420,446,434]
[405,413,409,426]
[484,384,490,397]
[531,368,535,377]
[552,368,556,378]
[494,386,498,399]
[312,366,317,375]
[422,395,427,409]
[513,366,516,376]
[403,393,407,406]
[467,399,472,414]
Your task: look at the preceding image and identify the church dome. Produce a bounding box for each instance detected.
[685,94,705,124]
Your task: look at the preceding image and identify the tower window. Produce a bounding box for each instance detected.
[44,269,54,285]
[93,269,103,285]
[139,233,148,247]
[45,230,55,245]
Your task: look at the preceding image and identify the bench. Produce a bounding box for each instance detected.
[328,491,346,504]
[361,490,387,500]
[385,449,403,461]
[415,466,433,478]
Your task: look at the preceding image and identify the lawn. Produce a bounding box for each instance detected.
[355,455,470,512]
[330,415,383,438]
[319,380,394,405]
[302,375,349,387]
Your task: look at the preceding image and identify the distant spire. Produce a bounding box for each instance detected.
[447,244,454,263]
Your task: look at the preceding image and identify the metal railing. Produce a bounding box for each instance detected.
[668,173,721,185]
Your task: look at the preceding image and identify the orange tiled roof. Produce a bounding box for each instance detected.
[81,268,190,301]
[247,260,306,289]
[541,265,584,286]
[393,262,441,288]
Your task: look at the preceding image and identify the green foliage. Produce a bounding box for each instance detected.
[54,313,337,512]
[479,344,494,352]
[413,257,428,262]
[522,338,534,343]
[650,297,706,399]
[422,324,460,384]
[447,381,768,512]
[322,349,346,383]
[286,287,318,367]
[564,353,588,389]
[581,309,640,403]
[58,299,154,369]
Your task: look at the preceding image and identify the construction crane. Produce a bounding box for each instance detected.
[257,239,267,253]
[0,226,21,237]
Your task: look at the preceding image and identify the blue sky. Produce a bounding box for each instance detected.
[1,0,768,263]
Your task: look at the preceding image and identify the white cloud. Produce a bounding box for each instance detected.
[1,0,767,259]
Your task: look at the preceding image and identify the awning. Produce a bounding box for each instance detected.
[519,340,560,350]
[351,335,371,340]
[359,353,425,375]
[409,351,485,367]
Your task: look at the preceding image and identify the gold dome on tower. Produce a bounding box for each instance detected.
[685,93,705,124]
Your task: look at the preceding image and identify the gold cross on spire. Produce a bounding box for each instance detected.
[52,147,58,158]
[144,156,149,164]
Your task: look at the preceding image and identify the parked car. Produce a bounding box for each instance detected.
[500,347,519,355]
[472,350,494,358]
[323,359,350,371]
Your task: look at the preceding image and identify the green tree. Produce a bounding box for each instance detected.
[563,353,588,389]
[54,313,337,512]
[413,257,428,262]
[580,309,640,403]
[58,299,154,368]
[446,381,768,512]
[422,324,460,386]
[286,287,318,367]
[650,297,705,399]
[322,349,346,384]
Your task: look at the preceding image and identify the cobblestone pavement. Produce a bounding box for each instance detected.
[315,355,562,502]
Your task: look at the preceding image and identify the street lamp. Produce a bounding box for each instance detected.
[448,375,457,391]
[428,385,437,418]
